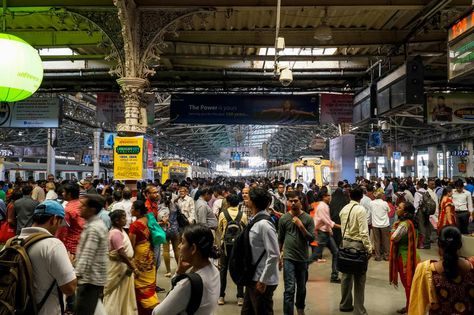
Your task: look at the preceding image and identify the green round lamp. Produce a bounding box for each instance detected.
[0,33,43,102]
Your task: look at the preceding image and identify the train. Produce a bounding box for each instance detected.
[263,156,332,186]
[0,161,113,182]
[154,160,213,183]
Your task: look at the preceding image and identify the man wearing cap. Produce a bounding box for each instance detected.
[18,200,77,315]
[75,194,108,315]
[78,179,97,195]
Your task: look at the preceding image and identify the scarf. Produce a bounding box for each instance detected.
[389,219,418,286]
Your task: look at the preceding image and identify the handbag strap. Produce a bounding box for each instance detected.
[341,204,357,242]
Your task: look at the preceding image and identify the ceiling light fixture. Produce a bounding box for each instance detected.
[313,7,332,41]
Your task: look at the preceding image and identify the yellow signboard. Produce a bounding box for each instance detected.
[114,136,143,180]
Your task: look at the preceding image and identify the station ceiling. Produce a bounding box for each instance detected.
[1,0,472,162]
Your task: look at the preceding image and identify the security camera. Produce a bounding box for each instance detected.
[279,68,293,86]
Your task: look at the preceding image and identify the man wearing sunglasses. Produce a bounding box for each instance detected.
[278,191,315,315]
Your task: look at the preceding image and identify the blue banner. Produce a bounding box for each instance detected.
[170,94,319,125]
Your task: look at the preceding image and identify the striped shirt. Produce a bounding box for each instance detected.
[75,215,108,286]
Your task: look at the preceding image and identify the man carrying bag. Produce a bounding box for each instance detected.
[337,187,372,315]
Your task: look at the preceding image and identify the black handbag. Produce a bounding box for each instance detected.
[336,204,369,274]
[176,206,190,228]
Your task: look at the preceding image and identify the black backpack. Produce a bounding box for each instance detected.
[0,233,62,315]
[420,191,436,216]
[170,273,203,315]
[229,214,273,286]
[272,196,286,213]
[222,208,244,248]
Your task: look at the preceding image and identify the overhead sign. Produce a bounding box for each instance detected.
[170,94,319,125]
[392,151,401,160]
[100,155,110,164]
[320,94,354,124]
[103,132,117,149]
[368,132,382,148]
[114,136,144,180]
[426,93,474,124]
[451,150,469,157]
[449,10,474,41]
[0,97,60,128]
[83,154,92,164]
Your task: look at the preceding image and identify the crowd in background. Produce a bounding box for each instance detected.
[0,173,473,315]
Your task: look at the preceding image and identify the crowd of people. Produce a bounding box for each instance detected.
[0,174,473,315]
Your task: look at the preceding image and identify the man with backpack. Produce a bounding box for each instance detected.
[414,179,436,249]
[0,200,77,315]
[278,191,315,315]
[217,194,248,306]
[239,187,279,315]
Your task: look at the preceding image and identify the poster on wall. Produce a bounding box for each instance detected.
[170,94,319,125]
[113,136,143,180]
[320,94,354,124]
[97,93,125,123]
[0,97,60,128]
[426,93,474,124]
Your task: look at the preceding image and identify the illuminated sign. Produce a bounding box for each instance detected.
[451,150,469,157]
[449,11,474,42]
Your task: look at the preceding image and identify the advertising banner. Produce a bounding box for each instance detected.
[426,93,474,124]
[320,94,354,124]
[170,94,319,125]
[0,97,60,128]
[96,92,125,123]
[113,136,143,180]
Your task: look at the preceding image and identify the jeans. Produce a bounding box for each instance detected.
[220,245,244,298]
[241,282,277,315]
[313,231,339,279]
[283,259,308,315]
[75,284,103,315]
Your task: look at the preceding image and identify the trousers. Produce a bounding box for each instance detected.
[75,283,103,315]
[241,282,277,315]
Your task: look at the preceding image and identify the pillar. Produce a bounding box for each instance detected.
[428,146,438,178]
[93,129,101,178]
[466,140,474,177]
[116,78,148,134]
[357,156,365,179]
[46,128,56,177]
[442,144,448,179]
[413,150,418,179]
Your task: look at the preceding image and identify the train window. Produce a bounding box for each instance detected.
[296,166,314,183]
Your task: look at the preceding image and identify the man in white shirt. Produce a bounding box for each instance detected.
[111,187,133,230]
[18,200,77,315]
[242,187,279,315]
[176,186,196,224]
[452,180,473,234]
[370,192,390,261]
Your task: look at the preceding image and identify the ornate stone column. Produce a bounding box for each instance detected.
[116,77,148,133]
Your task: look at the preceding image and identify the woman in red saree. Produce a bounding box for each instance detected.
[437,186,456,232]
[129,200,159,315]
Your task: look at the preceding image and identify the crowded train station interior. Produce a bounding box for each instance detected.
[0,1,474,315]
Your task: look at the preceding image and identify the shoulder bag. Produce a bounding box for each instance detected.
[336,204,369,274]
